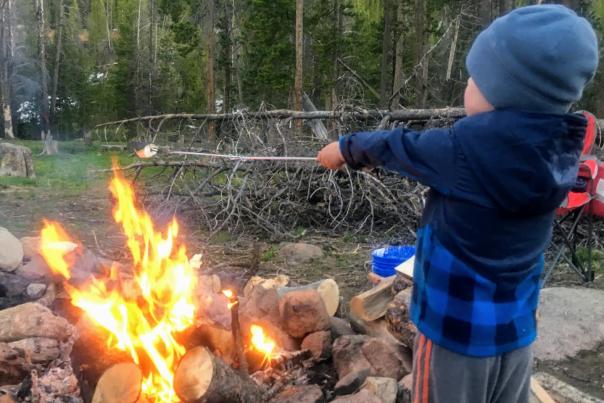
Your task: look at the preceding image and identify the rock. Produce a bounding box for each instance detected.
[397,374,413,403]
[20,237,41,260]
[332,389,381,403]
[8,337,60,363]
[15,255,51,281]
[301,330,332,360]
[0,228,23,272]
[0,271,30,297]
[0,143,35,178]
[25,283,47,299]
[0,394,17,403]
[270,385,324,403]
[361,377,398,403]
[279,289,331,338]
[0,302,73,342]
[534,287,604,361]
[334,369,370,396]
[333,335,406,380]
[330,317,355,338]
[280,243,324,265]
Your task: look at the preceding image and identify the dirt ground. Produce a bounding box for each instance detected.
[1,148,604,401]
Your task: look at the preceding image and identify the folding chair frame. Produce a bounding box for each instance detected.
[542,204,594,286]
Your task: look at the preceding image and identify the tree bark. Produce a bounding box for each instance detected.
[478,0,492,27]
[379,0,394,108]
[294,0,304,125]
[223,0,233,113]
[0,0,15,138]
[414,0,426,107]
[498,0,513,15]
[50,0,64,129]
[391,0,405,110]
[35,0,53,152]
[206,0,216,140]
[148,0,155,115]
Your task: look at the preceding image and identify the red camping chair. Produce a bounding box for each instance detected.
[542,112,600,285]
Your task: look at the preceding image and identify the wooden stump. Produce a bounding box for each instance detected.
[174,347,263,403]
[350,276,396,322]
[91,363,142,403]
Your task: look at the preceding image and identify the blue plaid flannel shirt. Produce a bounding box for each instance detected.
[410,226,542,357]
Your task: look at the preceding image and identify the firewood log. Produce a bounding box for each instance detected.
[174,346,264,403]
[276,279,340,317]
[349,276,396,322]
[0,302,72,342]
[91,363,142,403]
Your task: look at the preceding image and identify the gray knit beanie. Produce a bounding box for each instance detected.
[466,5,599,114]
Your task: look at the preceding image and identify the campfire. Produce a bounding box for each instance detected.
[0,161,429,403]
[40,162,199,402]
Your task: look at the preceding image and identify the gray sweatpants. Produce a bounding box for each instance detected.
[412,333,532,403]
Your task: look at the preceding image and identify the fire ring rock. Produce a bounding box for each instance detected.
[278,289,331,338]
[0,143,35,178]
[0,227,24,272]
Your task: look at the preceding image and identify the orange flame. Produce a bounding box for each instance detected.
[40,161,198,403]
[222,289,238,309]
[249,324,276,367]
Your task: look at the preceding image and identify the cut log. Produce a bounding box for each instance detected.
[174,346,264,403]
[0,343,29,386]
[394,256,414,280]
[349,277,396,322]
[71,315,132,402]
[0,302,72,342]
[91,363,142,403]
[8,337,60,363]
[277,279,340,317]
[278,289,331,338]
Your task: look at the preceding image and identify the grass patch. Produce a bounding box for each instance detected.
[261,245,279,262]
[0,140,137,196]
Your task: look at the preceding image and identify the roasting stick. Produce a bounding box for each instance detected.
[131,142,317,162]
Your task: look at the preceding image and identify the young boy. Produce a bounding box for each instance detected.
[318,5,598,403]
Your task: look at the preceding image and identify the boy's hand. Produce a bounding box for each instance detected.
[317,142,345,170]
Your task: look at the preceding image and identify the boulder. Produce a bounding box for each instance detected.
[330,317,355,338]
[334,369,370,396]
[20,236,41,260]
[270,385,324,403]
[15,255,51,281]
[534,287,604,361]
[301,330,332,360]
[332,389,381,403]
[332,335,406,380]
[361,377,398,403]
[280,243,324,265]
[279,289,331,338]
[25,283,47,299]
[0,228,23,272]
[397,374,413,403]
[0,143,35,178]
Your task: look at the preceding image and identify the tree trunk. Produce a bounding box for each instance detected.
[148,0,155,116]
[379,0,394,108]
[391,0,405,110]
[478,0,492,27]
[294,0,304,129]
[498,0,513,15]
[414,0,426,107]
[232,0,243,106]
[35,0,54,153]
[1,0,15,139]
[50,0,64,129]
[206,0,216,140]
[223,0,233,113]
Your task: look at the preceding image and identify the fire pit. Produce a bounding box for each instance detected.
[0,162,420,403]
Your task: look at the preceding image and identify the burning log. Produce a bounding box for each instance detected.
[349,276,396,322]
[91,363,143,403]
[174,346,264,403]
[0,302,72,342]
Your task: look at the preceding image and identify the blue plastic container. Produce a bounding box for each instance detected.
[371,245,416,277]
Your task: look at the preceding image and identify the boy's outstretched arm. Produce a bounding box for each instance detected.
[317,127,457,193]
